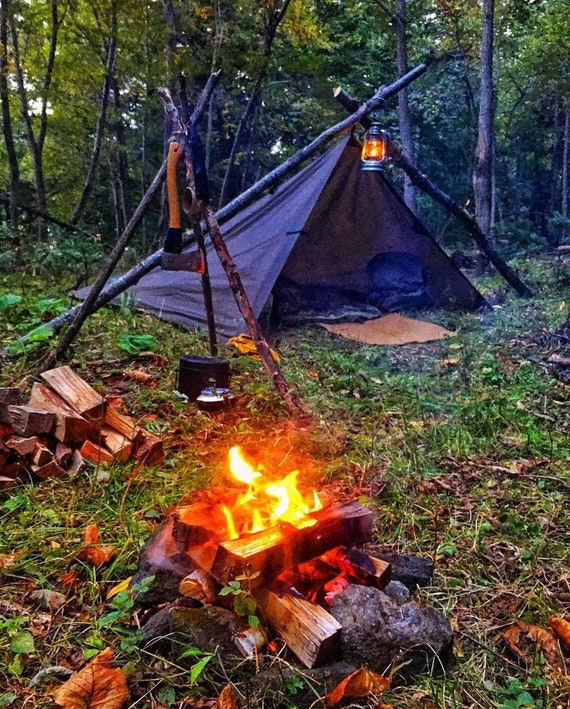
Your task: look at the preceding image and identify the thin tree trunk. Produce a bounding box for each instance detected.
[70,37,117,225]
[218,0,292,207]
[394,0,417,213]
[0,0,21,257]
[562,106,570,244]
[9,0,65,239]
[472,0,494,236]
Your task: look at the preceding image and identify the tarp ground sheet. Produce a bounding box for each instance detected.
[121,138,486,337]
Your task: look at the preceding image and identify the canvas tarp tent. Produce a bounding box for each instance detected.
[129,136,486,337]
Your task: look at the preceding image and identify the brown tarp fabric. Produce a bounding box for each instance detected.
[322,313,454,345]
[128,137,485,336]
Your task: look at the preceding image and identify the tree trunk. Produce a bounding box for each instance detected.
[0,0,21,258]
[218,0,292,207]
[70,37,116,226]
[9,0,64,240]
[394,0,418,214]
[562,106,570,244]
[472,0,494,237]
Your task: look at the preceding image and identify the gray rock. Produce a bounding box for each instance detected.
[373,550,434,590]
[383,579,410,603]
[330,584,453,677]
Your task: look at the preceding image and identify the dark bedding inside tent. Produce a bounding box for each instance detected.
[122,137,486,336]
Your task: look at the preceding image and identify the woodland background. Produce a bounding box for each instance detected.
[0,0,569,276]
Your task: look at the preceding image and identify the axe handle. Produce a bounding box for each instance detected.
[163,141,184,253]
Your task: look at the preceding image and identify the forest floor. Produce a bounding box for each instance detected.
[0,254,569,708]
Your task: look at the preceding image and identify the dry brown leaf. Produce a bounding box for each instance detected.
[549,617,570,649]
[501,620,562,667]
[123,369,154,383]
[83,523,99,545]
[79,524,115,566]
[79,545,116,566]
[439,358,460,366]
[0,552,21,568]
[53,647,129,709]
[325,667,391,706]
[217,684,239,709]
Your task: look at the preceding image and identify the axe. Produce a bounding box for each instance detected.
[161,140,204,273]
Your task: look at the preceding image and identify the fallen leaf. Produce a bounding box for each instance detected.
[123,369,154,383]
[83,523,99,545]
[53,647,129,709]
[325,667,391,706]
[439,358,460,366]
[500,620,562,667]
[549,617,570,649]
[79,545,116,566]
[0,552,21,568]
[106,577,133,601]
[217,684,239,709]
[29,589,67,612]
[79,524,116,566]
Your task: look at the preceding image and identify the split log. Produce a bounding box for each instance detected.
[233,626,267,659]
[103,404,141,441]
[7,406,55,437]
[254,586,342,668]
[31,459,66,480]
[179,569,219,604]
[54,442,73,468]
[28,382,93,443]
[0,388,21,424]
[40,366,106,422]
[79,440,115,466]
[98,426,132,462]
[132,430,164,465]
[188,500,375,586]
[321,547,391,589]
[31,444,53,467]
[5,436,41,456]
[333,85,534,299]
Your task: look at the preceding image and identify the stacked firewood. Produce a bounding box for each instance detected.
[0,365,163,489]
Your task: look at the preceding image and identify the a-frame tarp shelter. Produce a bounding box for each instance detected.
[129,137,486,337]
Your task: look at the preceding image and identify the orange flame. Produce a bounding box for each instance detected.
[223,446,323,540]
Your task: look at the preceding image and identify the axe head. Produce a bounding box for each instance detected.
[161,249,205,274]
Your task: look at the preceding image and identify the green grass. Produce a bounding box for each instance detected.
[0,257,569,707]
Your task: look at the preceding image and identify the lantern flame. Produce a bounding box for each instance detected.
[223,446,323,540]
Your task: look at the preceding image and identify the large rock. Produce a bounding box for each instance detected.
[330,584,453,677]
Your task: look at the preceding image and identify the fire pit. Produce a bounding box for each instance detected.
[133,445,452,675]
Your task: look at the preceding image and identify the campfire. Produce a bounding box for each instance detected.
[147,445,392,668]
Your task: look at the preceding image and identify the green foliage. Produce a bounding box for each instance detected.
[179,646,215,685]
[117,333,158,354]
[219,580,260,628]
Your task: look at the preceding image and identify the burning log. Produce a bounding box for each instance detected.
[183,499,375,587]
[254,586,342,668]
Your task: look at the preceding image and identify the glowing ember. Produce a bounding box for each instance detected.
[221,446,323,540]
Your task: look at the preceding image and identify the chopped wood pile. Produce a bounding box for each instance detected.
[0,365,163,489]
